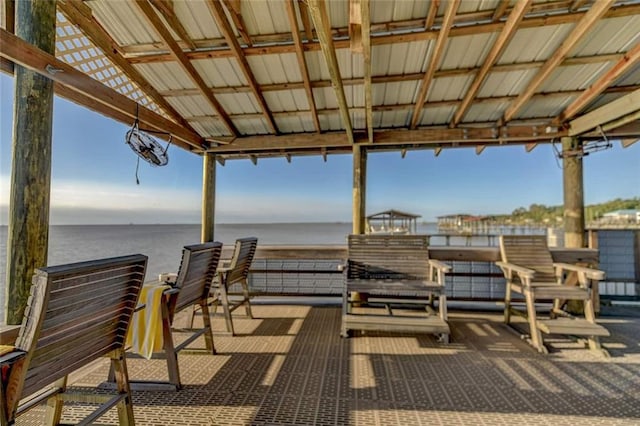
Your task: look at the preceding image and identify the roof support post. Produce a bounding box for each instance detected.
[352,144,367,235]
[5,0,56,324]
[201,153,216,243]
[562,136,585,248]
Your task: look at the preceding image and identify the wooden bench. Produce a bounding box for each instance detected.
[0,254,147,425]
[342,235,451,342]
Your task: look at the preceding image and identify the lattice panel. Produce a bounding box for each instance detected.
[55,12,162,114]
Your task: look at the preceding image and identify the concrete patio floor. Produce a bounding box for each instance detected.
[16,303,640,425]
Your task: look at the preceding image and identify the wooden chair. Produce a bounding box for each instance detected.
[496,235,609,354]
[126,242,222,390]
[342,235,451,342]
[211,237,258,336]
[0,254,147,425]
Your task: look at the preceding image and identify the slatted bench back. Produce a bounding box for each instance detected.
[225,237,258,285]
[347,235,430,281]
[14,254,147,400]
[499,235,557,282]
[173,242,222,315]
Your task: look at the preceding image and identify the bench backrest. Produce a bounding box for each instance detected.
[224,237,258,284]
[9,254,147,405]
[499,235,557,282]
[172,242,222,315]
[347,235,430,280]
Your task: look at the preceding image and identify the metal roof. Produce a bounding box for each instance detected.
[1,0,639,160]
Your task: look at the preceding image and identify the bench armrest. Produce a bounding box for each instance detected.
[0,349,27,367]
[159,273,178,284]
[428,259,451,273]
[496,261,536,286]
[553,262,605,286]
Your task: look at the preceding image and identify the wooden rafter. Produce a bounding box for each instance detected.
[307,0,354,144]
[361,0,373,143]
[569,88,640,136]
[451,0,531,128]
[424,0,440,30]
[221,0,252,46]
[557,41,640,125]
[0,28,203,149]
[410,0,460,130]
[297,0,315,41]
[125,4,640,63]
[135,0,239,136]
[285,0,321,132]
[501,0,615,124]
[492,0,511,22]
[205,0,278,134]
[570,0,590,12]
[57,0,198,135]
[148,0,196,51]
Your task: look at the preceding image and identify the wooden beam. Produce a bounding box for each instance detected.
[57,0,199,137]
[201,153,216,243]
[475,145,486,155]
[410,0,460,129]
[206,125,568,153]
[569,88,640,136]
[297,0,315,41]
[352,144,367,234]
[525,142,538,152]
[285,0,321,132]
[206,0,278,134]
[307,0,354,144]
[492,0,511,22]
[621,139,638,148]
[6,0,56,324]
[149,0,197,50]
[221,0,253,46]
[135,0,239,136]
[570,0,590,12]
[451,0,531,127]
[424,0,439,30]
[558,41,640,125]
[501,0,615,123]
[125,5,640,62]
[0,28,204,149]
[434,147,442,157]
[361,0,373,143]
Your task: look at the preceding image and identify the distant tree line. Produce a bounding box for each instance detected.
[493,197,640,225]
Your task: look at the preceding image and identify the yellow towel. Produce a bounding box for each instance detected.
[126,283,171,359]
[0,345,15,356]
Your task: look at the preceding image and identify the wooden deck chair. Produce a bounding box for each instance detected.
[211,237,258,336]
[125,242,222,390]
[496,235,609,355]
[0,254,147,425]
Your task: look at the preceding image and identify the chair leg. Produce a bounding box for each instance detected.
[504,280,513,324]
[241,278,253,319]
[199,301,217,355]
[44,377,67,425]
[524,288,545,353]
[161,303,182,390]
[218,279,236,336]
[110,349,136,426]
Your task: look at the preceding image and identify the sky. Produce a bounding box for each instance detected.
[1,73,639,225]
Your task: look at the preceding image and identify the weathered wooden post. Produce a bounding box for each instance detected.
[5,0,56,324]
[352,144,367,234]
[562,136,585,248]
[201,152,216,243]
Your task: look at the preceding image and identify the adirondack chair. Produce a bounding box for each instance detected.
[210,237,258,336]
[125,242,222,390]
[0,254,147,425]
[496,235,609,354]
[342,235,451,342]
